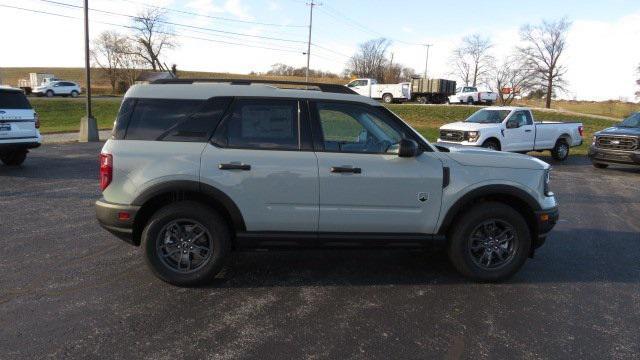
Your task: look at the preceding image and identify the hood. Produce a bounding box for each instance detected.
[440,121,501,131]
[442,146,549,170]
[596,126,640,136]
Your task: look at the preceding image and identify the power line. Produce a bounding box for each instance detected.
[37,0,308,44]
[0,4,303,54]
[117,0,308,28]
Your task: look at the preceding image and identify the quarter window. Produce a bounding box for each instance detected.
[124,99,204,141]
[216,99,299,150]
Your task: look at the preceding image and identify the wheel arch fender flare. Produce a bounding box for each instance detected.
[132,180,246,232]
[437,184,541,236]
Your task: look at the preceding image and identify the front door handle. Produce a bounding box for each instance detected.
[330,166,361,174]
[525,129,532,133]
[219,163,251,171]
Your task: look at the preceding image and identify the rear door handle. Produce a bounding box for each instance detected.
[525,129,532,132]
[219,163,251,171]
[330,166,361,174]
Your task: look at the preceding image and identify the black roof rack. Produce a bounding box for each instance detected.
[150,78,357,95]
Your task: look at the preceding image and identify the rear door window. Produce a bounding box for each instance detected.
[214,99,299,150]
[0,91,32,109]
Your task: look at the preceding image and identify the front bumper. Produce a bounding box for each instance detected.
[535,206,559,238]
[588,146,640,165]
[95,198,140,245]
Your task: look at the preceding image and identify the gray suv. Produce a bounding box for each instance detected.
[96,79,558,286]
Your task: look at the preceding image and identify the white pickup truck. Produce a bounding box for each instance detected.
[438,107,583,161]
[346,78,410,103]
[448,86,498,105]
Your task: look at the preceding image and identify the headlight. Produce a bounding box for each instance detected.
[592,135,597,145]
[466,131,480,142]
[544,169,553,196]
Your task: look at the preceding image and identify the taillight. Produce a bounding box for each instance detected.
[34,113,40,129]
[578,126,584,137]
[99,153,113,191]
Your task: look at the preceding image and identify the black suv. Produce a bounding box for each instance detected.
[589,112,640,168]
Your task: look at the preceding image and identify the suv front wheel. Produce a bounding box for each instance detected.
[141,201,231,286]
[447,202,531,282]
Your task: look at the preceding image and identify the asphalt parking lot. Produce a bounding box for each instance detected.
[1,143,639,359]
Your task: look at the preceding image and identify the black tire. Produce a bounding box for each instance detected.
[482,139,500,151]
[417,96,427,104]
[141,201,231,287]
[447,202,532,282]
[70,90,79,98]
[46,90,54,97]
[551,138,570,161]
[1,150,27,166]
[592,162,609,169]
[466,97,474,105]
[382,93,393,104]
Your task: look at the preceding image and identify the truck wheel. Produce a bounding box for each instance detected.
[482,139,500,151]
[70,90,79,98]
[382,93,393,104]
[467,97,474,105]
[592,162,608,169]
[417,96,427,104]
[1,150,28,166]
[447,202,531,282]
[141,201,231,287]
[46,90,54,97]
[551,139,569,161]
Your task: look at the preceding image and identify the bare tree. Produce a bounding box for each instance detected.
[91,31,128,93]
[450,34,494,87]
[347,38,391,81]
[131,9,176,71]
[488,55,535,105]
[519,18,571,108]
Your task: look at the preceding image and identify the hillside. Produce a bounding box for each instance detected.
[0,67,347,95]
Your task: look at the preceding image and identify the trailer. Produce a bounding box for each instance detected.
[410,77,457,104]
[18,73,58,95]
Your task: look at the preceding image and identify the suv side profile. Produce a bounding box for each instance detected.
[96,79,559,286]
[33,81,81,98]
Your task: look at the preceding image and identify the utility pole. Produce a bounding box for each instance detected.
[305,1,318,83]
[423,44,433,79]
[79,0,98,142]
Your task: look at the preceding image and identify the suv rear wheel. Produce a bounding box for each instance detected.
[141,201,231,286]
[1,150,27,166]
[447,202,531,282]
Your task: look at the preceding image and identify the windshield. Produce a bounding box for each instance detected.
[619,113,640,127]
[465,109,511,124]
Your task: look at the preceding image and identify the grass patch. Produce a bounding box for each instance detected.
[31,98,121,133]
[32,98,618,156]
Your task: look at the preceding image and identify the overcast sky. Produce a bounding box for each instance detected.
[1,0,639,101]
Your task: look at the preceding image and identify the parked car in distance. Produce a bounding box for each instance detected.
[589,112,640,168]
[96,79,559,287]
[346,78,410,103]
[0,87,41,166]
[438,107,583,161]
[32,81,81,98]
[448,86,498,105]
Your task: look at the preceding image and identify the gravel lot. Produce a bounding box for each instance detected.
[1,143,639,359]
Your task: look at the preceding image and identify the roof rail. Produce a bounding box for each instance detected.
[150,78,357,95]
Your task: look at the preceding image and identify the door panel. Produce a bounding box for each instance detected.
[200,146,319,232]
[316,152,443,234]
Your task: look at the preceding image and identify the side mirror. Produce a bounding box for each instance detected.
[398,139,419,158]
[506,120,520,129]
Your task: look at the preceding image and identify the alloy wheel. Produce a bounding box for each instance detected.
[156,219,214,273]
[468,219,517,269]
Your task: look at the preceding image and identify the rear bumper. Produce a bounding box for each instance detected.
[0,141,41,151]
[95,198,140,245]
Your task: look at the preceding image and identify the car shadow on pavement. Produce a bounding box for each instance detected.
[0,153,98,180]
[202,228,639,288]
